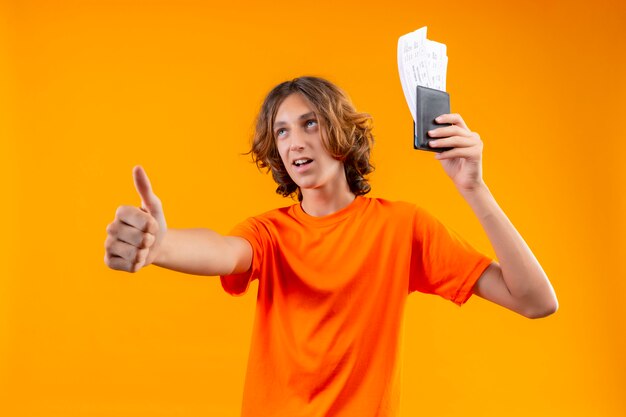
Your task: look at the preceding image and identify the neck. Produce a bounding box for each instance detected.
[300,179,356,217]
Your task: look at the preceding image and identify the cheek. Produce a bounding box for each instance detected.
[320,152,341,168]
[275,142,288,163]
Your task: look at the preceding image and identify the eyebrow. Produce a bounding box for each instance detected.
[274,112,317,129]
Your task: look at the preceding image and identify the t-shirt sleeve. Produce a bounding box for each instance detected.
[220,217,266,296]
[409,206,493,306]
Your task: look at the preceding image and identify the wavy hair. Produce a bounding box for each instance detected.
[249,76,375,201]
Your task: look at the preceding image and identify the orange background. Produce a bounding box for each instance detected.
[1,0,625,416]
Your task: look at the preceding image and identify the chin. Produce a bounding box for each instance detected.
[296,180,324,192]
[296,183,317,191]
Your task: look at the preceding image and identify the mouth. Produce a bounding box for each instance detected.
[292,158,314,168]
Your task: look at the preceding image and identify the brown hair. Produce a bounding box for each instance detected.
[249,76,375,201]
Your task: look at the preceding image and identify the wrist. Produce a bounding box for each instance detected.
[459,182,497,217]
[457,179,488,198]
[151,229,170,267]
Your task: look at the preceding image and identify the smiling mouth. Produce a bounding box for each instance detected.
[293,158,313,167]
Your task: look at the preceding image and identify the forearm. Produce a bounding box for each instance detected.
[152,228,241,276]
[460,183,557,305]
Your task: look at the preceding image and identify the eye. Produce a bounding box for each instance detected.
[275,128,286,137]
[305,119,318,128]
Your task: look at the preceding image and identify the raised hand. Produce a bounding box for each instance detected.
[104,166,168,272]
[427,113,485,193]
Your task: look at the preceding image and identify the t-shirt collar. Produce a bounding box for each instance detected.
[291,195,367,226]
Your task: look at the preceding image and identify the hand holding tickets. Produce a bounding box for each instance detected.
[104,166,168,272]
[398,26,452,153]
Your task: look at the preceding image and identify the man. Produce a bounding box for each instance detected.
[104,76,558,416]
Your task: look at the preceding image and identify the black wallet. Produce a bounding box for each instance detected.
[413,85,452,153]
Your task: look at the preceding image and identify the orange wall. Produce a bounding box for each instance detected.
[1,0,625,416]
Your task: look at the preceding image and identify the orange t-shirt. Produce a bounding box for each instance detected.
[221,196,492,417]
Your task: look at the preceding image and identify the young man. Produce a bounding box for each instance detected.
[104,76,558,416]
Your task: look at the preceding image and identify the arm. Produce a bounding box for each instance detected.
[428,115,558,319]
[153,228,252,276]
[104,165,252,276]
[461,185,557,318]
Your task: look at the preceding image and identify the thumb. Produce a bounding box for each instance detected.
[132,165,162,215]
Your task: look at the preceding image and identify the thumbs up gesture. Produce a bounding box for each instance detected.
[104,166,168,272]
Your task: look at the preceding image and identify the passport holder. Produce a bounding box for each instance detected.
[414,85,452,153]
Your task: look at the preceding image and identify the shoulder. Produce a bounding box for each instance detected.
[249,205,294,221]
[362,196,420,216]
[228,204,297,246]
[235,204,298,231]
[363,197,444,232]
[355,197,423,230]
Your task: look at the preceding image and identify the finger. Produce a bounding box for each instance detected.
[435,146,481,160]
[105,238,140,262]
[435,113,469,130]
[104,253,147,273]
[428,125,471,139]
[106,221,156,248]
[133,165,162,215]
[429,136,476,149]
[105,255,133,272]
[115,206,159,234]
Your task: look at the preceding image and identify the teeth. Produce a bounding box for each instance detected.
[294,159,310,166]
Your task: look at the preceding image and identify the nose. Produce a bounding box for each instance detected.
[288,130,305,151]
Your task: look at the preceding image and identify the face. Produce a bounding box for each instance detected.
[273,93,347,194]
